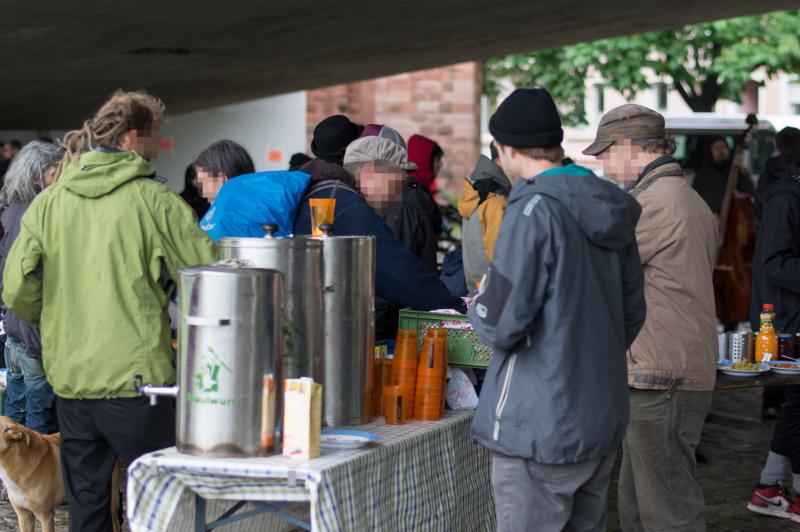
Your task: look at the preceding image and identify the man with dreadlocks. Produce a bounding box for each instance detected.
[3,89,216,531]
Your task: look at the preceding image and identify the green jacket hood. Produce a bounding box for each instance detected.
[61,150,156,198]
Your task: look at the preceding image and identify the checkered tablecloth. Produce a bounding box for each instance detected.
[127,410,494,532]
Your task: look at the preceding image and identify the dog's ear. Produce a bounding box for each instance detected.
[3,428,29,446]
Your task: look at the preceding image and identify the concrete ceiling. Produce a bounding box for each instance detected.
[2,1,796,129]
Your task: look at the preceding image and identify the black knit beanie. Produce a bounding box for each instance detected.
[489,88,564,148]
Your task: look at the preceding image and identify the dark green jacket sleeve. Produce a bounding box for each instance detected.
[2,206,44,325]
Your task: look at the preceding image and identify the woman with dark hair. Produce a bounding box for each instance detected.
[193,139,256,202]
[180,165,210,218]
[195,140,310,242]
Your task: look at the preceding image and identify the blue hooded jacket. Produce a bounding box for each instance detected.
[200,171,310,242]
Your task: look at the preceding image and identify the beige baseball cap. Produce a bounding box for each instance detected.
[344,136,417,171]
[583,104,666,156]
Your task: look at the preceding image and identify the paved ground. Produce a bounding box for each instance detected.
[0,388,793,531]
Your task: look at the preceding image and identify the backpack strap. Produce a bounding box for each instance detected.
[301,180,359,203]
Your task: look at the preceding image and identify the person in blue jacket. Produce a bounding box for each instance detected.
[294,158,464,340]
[194,140,310,241]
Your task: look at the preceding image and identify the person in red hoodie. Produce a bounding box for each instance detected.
[408,134,444,196]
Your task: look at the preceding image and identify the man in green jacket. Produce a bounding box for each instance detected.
[3,90,216,532]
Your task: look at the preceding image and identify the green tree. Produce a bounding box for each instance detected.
[485,10,800,126]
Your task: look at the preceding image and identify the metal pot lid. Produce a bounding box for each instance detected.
[178,264,283,278]
[218,237,322,250]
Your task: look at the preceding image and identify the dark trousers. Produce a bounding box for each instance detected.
[57,396,175,532]
[771,385,800,473]
[763,385,786,412]
[619,388,713,532]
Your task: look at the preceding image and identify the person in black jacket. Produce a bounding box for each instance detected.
[0,141,63,434]
[755,127,800,232]
[757,128,800,418]
[294,158,463,341]
[746,151,800,521]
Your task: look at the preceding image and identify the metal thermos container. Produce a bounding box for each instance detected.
[218,226,324,382]
[727,330,754,363]
[175,264,283,457]
[319,226,376,426]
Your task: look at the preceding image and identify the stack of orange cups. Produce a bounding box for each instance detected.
[390,329,418,420]
[413,329,447,421]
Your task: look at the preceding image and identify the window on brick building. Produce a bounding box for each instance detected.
[656,83,668,111]
[595,84,605,113]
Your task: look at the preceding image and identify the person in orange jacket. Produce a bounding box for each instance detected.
[458,143,511,294]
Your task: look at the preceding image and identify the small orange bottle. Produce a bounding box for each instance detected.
[755,304,778,362]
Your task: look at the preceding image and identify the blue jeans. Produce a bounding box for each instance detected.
[4,337,57,434]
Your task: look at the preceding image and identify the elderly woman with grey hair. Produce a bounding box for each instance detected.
[0,140,63,434]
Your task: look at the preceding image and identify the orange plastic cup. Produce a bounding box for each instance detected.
[310,198,336,236]
[384,385,411,424]
[392,332,419,386]
[413,372,444,421]
[372,358,384,416]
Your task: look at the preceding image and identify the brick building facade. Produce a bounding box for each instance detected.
[306,62,482,200]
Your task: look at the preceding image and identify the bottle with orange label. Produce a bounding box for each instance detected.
[755,303,778,362]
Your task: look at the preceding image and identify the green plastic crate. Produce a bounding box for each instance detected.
[397,309,492,368]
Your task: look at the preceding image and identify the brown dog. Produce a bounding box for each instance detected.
[0,416,121,532]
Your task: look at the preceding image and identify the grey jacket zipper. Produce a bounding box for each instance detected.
[493,354,517,441]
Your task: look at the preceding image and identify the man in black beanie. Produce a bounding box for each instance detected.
[468,88,646,531]
[311,115,361,166]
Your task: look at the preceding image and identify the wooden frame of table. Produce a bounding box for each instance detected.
[716,371,800,390]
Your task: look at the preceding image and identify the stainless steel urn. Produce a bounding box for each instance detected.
[319,229,376,426]
[218,228,324,382]
[176,264,283,457]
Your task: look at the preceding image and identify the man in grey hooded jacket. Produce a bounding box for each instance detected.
[469,88,646,532]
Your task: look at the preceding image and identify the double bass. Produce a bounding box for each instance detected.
[713,114,757,327]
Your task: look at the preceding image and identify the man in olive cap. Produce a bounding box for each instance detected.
[585,104,718,531]
[469,88,646,531]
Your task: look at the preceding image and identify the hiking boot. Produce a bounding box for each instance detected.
[747,483,792,519]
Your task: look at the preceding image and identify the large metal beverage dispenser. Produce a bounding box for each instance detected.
[218,226,324,382]
[319,226,376,426]
[140,263,284,457]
